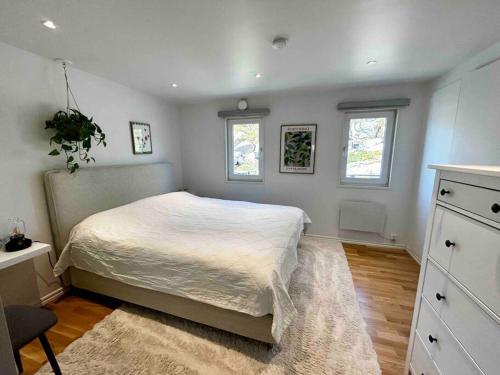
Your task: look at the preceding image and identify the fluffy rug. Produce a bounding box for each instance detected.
[37,237,380,374]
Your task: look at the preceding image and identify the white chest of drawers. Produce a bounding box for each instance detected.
[405,165,500,375]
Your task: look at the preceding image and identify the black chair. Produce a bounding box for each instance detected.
[4,305,62,375]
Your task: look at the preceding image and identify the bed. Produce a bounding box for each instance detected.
[45,163,310,344]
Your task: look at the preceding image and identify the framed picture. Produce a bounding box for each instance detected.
[280,124,317,174]
[130,122,152,154]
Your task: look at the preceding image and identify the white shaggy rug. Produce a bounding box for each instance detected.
[37,237,380,374]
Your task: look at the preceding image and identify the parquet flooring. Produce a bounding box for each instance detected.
[343,242,420,375]
[19,244,419,375]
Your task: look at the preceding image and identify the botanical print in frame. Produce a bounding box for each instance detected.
[130,122,152,154]
[280,124,317,174]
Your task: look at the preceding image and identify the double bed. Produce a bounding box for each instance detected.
[45,163,310,344]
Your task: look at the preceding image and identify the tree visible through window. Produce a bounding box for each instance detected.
[341,111,396,186]
[226,118,264,181]
[346,117,387,178]
[233,123,259,176]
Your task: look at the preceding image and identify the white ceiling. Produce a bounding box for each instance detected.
[1,0,500,102]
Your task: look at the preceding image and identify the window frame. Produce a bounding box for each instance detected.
[225,117,264,182]
[339,110,397,187]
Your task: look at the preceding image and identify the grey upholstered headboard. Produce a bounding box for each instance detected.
[44,162,177,256]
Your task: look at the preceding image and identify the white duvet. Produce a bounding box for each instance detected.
[54,192,311,342]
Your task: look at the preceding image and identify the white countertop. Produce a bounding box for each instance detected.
[0,242,51,270]
[429,164,500,177]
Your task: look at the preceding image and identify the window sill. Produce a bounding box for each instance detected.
[225,179,265,185]
[337,183,392,190]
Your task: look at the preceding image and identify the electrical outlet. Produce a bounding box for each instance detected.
[390,233,397,242]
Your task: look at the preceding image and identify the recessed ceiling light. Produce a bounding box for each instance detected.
[41,19,57,29]
[171,83,178,88]
[255,73,262,78]
[366,60,377,65]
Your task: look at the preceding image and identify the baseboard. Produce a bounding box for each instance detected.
[304,233,406,249]
[40,286,68,306]
[403,246,422,265]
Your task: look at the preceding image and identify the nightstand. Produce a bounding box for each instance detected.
[0,242,51,306]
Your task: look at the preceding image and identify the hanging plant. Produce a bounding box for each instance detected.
[45,60,107,173]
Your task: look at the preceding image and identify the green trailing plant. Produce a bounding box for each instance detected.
[45,110,106,173]
[45,61,107,173]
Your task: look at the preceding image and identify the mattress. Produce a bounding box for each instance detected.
[54,192,311,342]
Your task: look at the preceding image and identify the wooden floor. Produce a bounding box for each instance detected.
[343,242,420,375]
[20,244,419,375]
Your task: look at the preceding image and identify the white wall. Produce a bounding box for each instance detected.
[408,41,500,260]
[180,83,428,246]
[407,82,461,260]
[0,41,183,301]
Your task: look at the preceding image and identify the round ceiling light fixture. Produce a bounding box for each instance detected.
[171,83,178,88]
[255,73,262,78]
[238,99,248,111]
[366,60,378,65]
[41,19,57,29]
[272,36,288,50]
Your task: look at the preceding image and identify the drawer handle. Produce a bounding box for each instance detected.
[492,203,500,214]
[445,240,455,248]
[435,293,446,301]
[428,334,438,344]
[440,188,451,196]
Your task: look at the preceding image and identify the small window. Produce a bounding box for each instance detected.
[340,110,396,187]
[226,118,264,181]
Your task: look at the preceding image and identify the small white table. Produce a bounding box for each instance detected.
[0,242,51,270]
[0,242,51,306]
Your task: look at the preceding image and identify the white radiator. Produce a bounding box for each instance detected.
[339,201,386,234]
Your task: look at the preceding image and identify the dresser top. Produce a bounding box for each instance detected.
[429,164,500,177]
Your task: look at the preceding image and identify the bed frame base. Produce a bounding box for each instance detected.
[70,268,275,344]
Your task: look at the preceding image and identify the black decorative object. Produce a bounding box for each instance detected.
[5,236,32,252]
